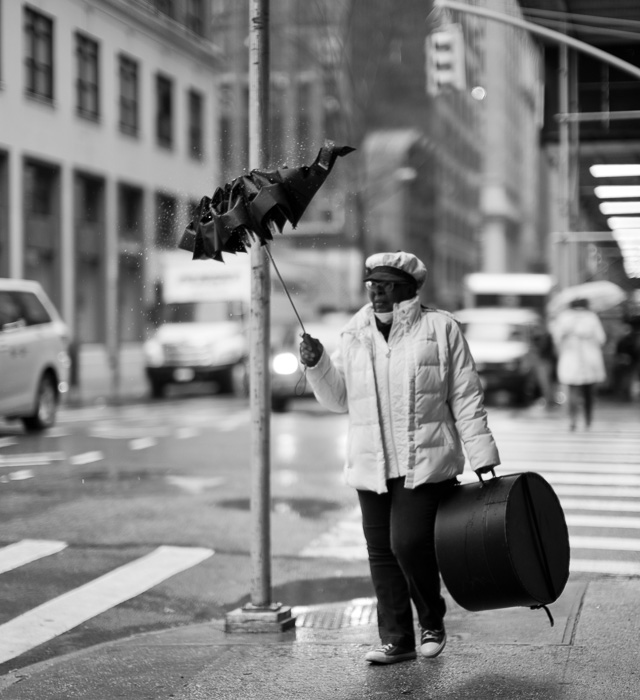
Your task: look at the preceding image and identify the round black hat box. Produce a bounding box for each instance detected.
[434,472,570,612]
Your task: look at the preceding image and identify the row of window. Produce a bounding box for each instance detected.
[23,5,206,159]
[21,158,194,251]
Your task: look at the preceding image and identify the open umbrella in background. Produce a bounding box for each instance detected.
[547,280,627,317]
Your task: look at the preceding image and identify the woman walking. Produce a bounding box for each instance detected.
[552,298,607,430]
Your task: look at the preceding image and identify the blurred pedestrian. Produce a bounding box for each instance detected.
[299,251,500,665]
[551,298,606,430]
[531,324,557,408]
[613,323,639,401]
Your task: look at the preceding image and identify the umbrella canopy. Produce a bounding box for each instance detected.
[547,280,627,316]
[178,140,354,261]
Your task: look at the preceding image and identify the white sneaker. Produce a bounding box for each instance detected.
[365,643,417,664]
[419,628,446,658]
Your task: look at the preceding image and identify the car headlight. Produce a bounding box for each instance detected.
[144,339,165,366]
[272,352,299,375]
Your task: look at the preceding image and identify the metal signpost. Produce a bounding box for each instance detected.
[225,0,295,633]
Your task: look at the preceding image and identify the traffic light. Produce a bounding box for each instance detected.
[425,23,466,95]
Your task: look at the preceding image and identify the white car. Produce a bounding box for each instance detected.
[454,307,545,405]
[0,278,71,431]
[143,299,248,398]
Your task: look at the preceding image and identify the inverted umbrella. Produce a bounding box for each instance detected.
[547,280,627,316]
[179,141,354,261]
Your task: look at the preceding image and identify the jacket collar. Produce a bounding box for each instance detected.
[347,295,422,334]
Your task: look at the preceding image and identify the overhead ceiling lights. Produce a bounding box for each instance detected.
[594,185,640,198]
[594,167,640,278]
[599,201,640,215]
[590,164,640,178]
[607,217,640,229]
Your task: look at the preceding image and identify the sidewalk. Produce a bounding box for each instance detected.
[6,351,638,698]
[67,343,149,407]
[0,574,638,699]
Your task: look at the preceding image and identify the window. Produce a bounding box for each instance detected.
[156,74,173,148]
[154,0,175,19]
[119,185,143,240]
[185,0,205,36]
[188,89,204,159]
[76,33,100,119]
[24,6,54,101]
[119,54,139,136]
[24,162,56,216]
[156,193,177,248]
[0,291,51,329]
[81,177,102,223]
[15,291,51,326]
[0,292,22,329]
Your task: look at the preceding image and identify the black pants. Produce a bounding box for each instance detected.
[567,384,595,427]
[357,477,456,648]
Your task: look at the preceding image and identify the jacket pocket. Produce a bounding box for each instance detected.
[441,421,455,448]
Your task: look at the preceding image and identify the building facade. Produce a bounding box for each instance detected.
[0,0,220,345]
[477,0,548,275]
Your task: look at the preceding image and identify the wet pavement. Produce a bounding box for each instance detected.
[1,574,639,699]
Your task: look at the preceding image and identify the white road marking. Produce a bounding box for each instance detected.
[0,453,65,469]
[129,437,158,450]
[571,536,640,552]
[560,498,640,513]
[6,470,34,481]
[566,514,640,529]
[0,438,18,448]
[542,473,640,487]
[0,545,214,666]
[554,485,640,498]
[175,427,200,439]
[506,461,640,475]
[0,540,67,575]
[570,559,640,576]
[165,476,225,494]
[69,451,104,465]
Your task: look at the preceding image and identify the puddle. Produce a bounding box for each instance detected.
[217,497,342,520]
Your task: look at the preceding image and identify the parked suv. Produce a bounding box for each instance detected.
[0,279,70,431]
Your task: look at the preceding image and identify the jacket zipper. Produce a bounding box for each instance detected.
[385,343,400,472]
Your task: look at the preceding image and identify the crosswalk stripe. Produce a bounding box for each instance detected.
[0,545,214,666]
[504,461,640,475]
[0,453,65,468]
[69,451,104,465]
[560,498,640,513]
[570,559,640,576]
[571,536,640,552]
[0,540,68,575]
[129,437,158,450]
[554,485,640,498]
[543,473,640,486]
[566,514,640,529]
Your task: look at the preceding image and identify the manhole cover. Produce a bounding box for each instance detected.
[293,599,377,629]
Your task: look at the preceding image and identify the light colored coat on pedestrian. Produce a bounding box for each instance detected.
[552,308,607,386]
[306,296,500,494]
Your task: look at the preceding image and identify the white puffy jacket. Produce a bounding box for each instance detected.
[306,297,501,493]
